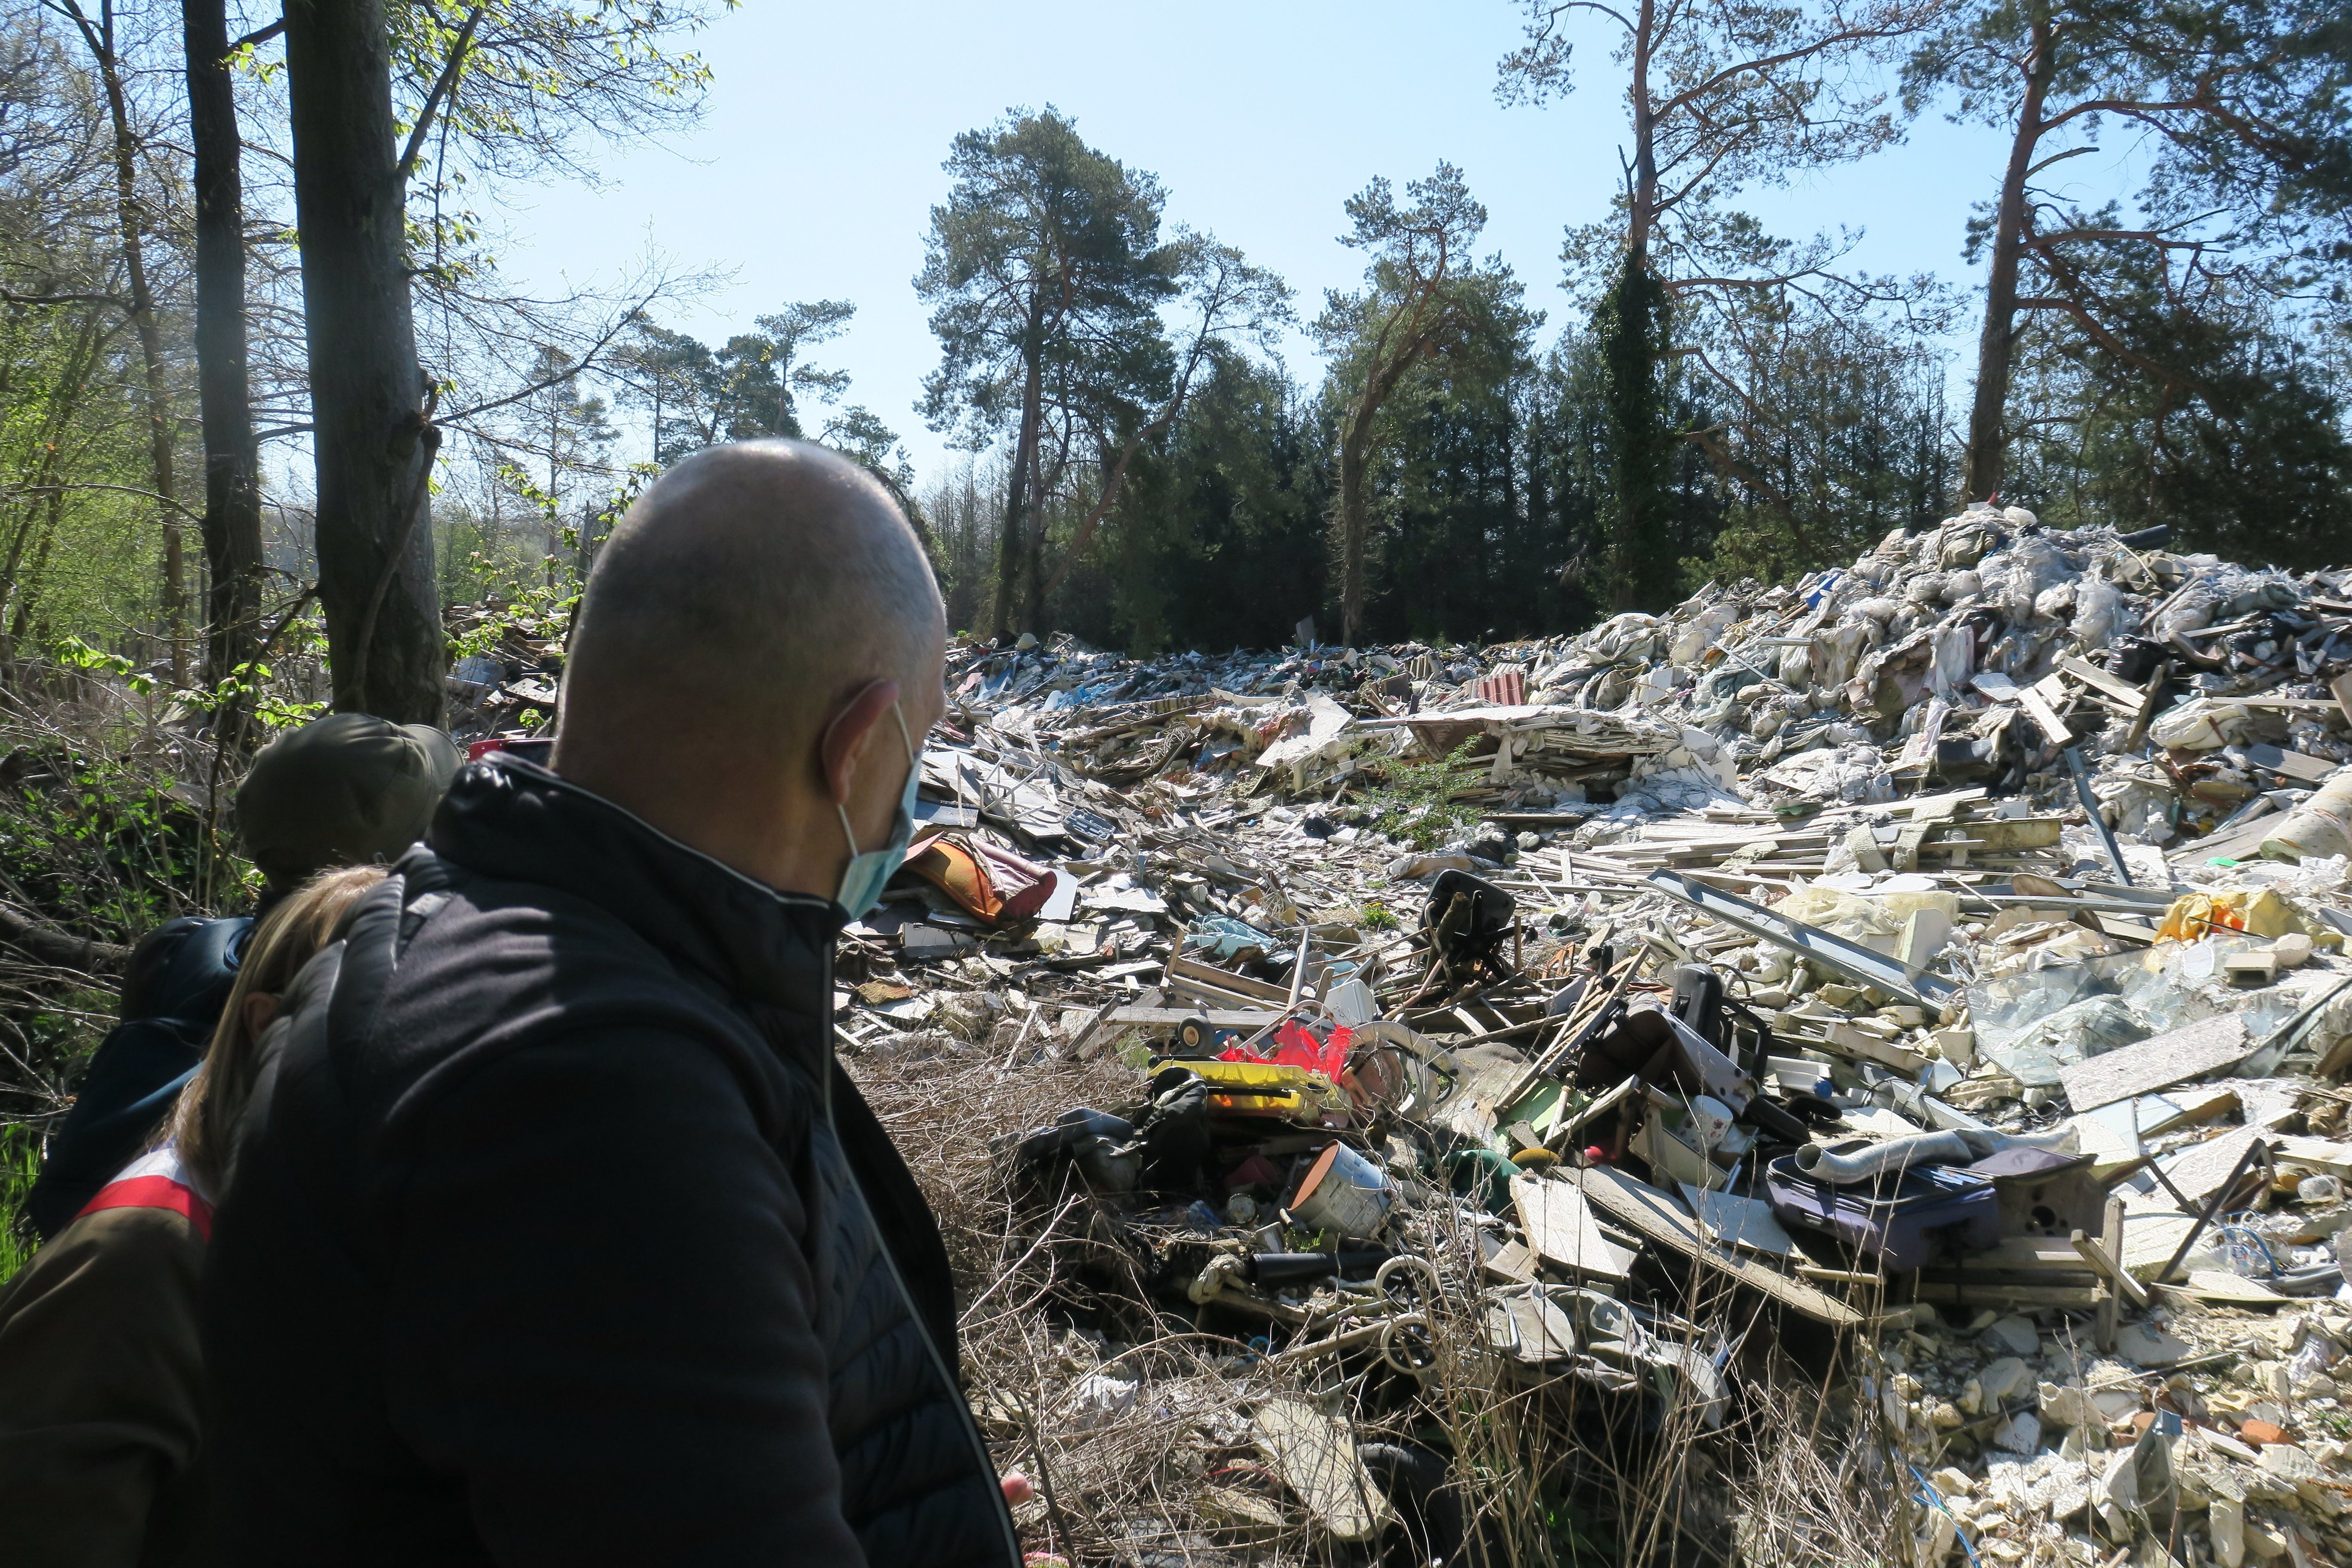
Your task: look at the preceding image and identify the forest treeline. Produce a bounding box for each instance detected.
[0,0,2348,710]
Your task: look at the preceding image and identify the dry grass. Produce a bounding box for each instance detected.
[851,1039,1906,1567]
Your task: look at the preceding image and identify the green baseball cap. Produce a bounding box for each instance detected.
[236,713,463,891]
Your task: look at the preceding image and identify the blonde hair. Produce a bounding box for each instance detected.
[170,864,387,1197]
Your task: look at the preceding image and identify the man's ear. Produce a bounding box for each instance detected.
[818,679,900,807]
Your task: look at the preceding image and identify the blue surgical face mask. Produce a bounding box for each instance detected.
[834,704,919,918]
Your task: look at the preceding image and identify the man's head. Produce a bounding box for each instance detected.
[237,714,462,905]
[551,439,947,903]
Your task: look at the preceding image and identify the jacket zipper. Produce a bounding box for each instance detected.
[821,952,1022,1566]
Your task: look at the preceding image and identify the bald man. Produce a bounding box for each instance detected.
[201,442,1019,1567]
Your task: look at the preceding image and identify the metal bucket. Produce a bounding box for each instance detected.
[1286,1142,1394,1239]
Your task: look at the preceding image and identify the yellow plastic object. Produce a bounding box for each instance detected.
[1156,1057,1352,1120]
[2155,888,2344,948]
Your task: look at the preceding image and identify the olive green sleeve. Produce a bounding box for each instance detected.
[0,1205,207,1568]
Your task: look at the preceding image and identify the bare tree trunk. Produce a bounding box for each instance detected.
[68,3,185,686]
[183,0,262,696]
[1963,16,2055,503]
[284,0,445,721]
[991,329,1042,641]
[1021,429,1049,636]
[1335,414,1374,646]
[12,491,65,651]
[1628,0,1659,256]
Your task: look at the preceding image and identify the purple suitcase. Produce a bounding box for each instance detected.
[1763,1151,2000,1269]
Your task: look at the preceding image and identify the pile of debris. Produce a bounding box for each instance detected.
[520,506,2352,1564]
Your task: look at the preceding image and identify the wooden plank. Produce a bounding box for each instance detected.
[2156,1126,2270,1208]
[1512,1173,1639,1281]
[1681,1183,1798,1258]
[1480,1236,1540,1284]
[1913,1282,2103,1309]
[1568,1165,1863,1327]
[2169,1270,2288,1306]
[2018,684,2075,748]
[1253,1396,1391,1541]
[2091,912,2162,944]
[1969,670,2071,745]
[2059,654,2152,707]
[2269,1135,2352,1178]
[2118,1211,2199,1282]
[2076,1205,2150,1313]
[2058,1014,2250,1112]
[1963,1236,2110,1272]
[1169,952,1292,1003]
[2242,744,2340,784]
[2100,1195,2132,1349]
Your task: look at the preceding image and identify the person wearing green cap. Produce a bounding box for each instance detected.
[23,713,460,1240]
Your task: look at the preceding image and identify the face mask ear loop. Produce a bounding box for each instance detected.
[836,803,861,861]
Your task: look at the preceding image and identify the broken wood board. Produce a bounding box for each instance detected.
[1435,1042,1539,1146]
[1679,1183,1798,1258]
[1479,1236,1540,1284]
[1960,1236,2110,1274]
[1168,952,1292,1003]
[2058,1013,2250,1113]
[2118,1211,2200,1282]
[1512,1172,1639,1281]
[1913,1281,2101,1310]
[2243,744,2339,784]
[1568,1165,1862,1326]
[2269,1135,2352,1178]
[1972,670,2072,746]
[1252,1396,1391,1541]
[2059,655,2154,707]
[2168,1270,2288,1307]
[2154,1125,2271,1208]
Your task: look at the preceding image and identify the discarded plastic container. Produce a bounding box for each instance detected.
[1764,1153,1999,1268]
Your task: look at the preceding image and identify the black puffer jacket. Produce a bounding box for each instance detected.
[201,757,1019,1567]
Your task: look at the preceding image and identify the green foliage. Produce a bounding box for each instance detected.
[2004,265,2352,566]
[0,1123,40,1285]
[1352,743,1486,850]
[1596,250,1680,613]
[0,748,230,935]
[916,106,1183,633]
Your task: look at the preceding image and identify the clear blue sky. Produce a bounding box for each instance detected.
[497,0,2018,488]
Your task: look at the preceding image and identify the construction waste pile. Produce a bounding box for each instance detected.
[530,508,2352,1565]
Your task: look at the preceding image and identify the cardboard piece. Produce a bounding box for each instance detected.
[1253,1397,1391,1541]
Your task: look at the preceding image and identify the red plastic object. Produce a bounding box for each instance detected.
[1220,1020,1351,1082]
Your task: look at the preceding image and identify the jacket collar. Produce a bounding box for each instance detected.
[426,756,846,1038]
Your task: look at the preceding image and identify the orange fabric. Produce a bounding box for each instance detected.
[906,834,1053,926]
